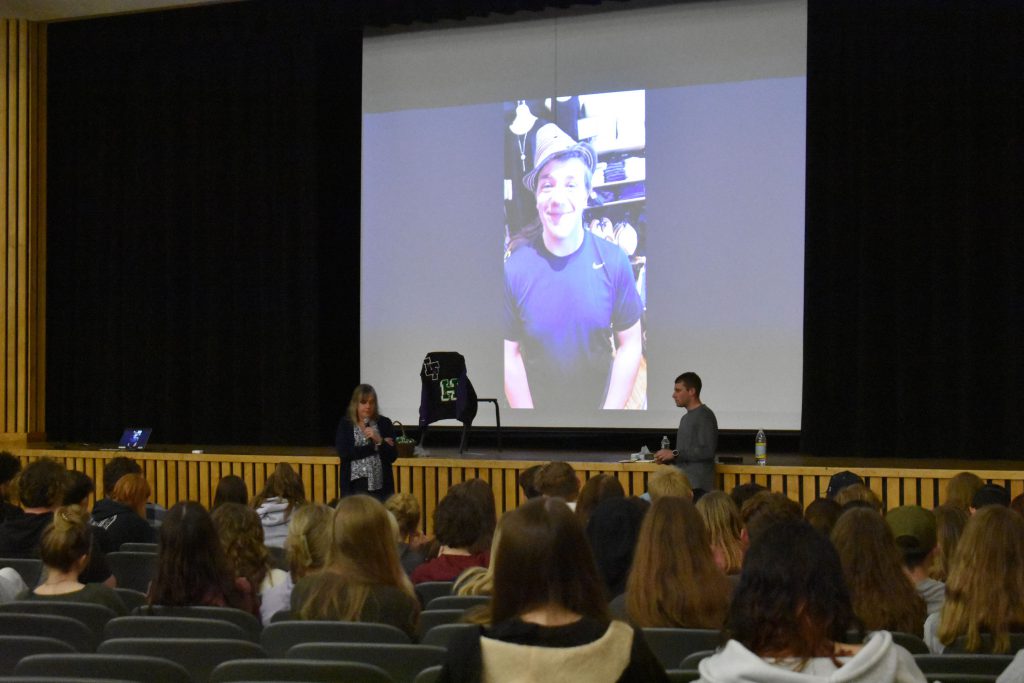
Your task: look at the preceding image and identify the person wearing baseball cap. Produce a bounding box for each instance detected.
[886,505,945,616]
[504,123,643,410]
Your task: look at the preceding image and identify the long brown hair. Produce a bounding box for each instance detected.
[696,491,744,575]
[938,505,1024,652]
[149,501,239,608]
[831,508,926,635]
[211,502,271,592]
[575,474,625,529]
[930,504,969,582]
[626,497,730,628]
[251,463,307,512]
[295,495,414,620]
[944,472,984,510]
[491,497,609,625]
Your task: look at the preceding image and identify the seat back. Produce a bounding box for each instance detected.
[420,623,480,650]
[424,595,490,610]
[261,620,410,657]
[0,558,42,587]
[105,615,250,641]
[889,630,929,654]
[0,635,75,675]
[0,602,117,648]
[413,582,453,607]
[678,649,715,669]
[287,642,446,683]
[134,604,262,642]
[99,637,265,682]
[0,613,97,652]
[211,657,395,683]
[641,628,721,670]
[119,542,159,553]
[415,664,442,683]
[15,652,191,683]
[946,633,1024,654]
[913,653,1014,674]
[106,551,158,593]
[416,609,466,638]
[113,587,148,612]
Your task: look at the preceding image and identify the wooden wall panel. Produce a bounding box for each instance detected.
[1,19,45,441]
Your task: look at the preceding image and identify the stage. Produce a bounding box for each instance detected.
[6,443,1024,533]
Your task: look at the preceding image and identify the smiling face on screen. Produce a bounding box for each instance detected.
[534,155,591,254]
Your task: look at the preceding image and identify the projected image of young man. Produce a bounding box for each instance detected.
[504,123,643,409]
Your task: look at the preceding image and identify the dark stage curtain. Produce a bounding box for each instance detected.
[46,1,362,445]
[802,0,1024,458]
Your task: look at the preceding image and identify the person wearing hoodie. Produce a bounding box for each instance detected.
[698,520,925,683]
[252,463,307,548]
[91,473,157,550]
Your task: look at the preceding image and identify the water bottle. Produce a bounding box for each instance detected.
[660,435,670,451]
[755,429,767,466]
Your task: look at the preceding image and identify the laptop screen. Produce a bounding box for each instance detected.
[118,427,152,450]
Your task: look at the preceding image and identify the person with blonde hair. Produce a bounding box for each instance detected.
[211,502,286,617]
[92,472,157,550]
[833,483,883,512]
[696,490,744,575]
[23,505,127,614]
[926,505,1024,653]
[385,492,430,575]
[646,468,692,502]
[252,463,307,548]
[929,504,969,583]
[259,503,332,625]
[291,495,418,637]
[336,384,397,501]
[831,508,927,636]
[943,472,984,511]
[615,497,730,629]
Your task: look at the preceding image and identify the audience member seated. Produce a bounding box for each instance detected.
[437,497,668,683]
[575,474,625,529]
[518,464,543,500]
[833,483,883,512]
[1011,492,1024,518]
[62,470,96,507]
[213,475,249,509]
[886,505,945,616]
[971,483,1010,512]
[696,490,744,575]
[698,520,926,681]
[259,503,332,625]
[410,486,490,584]
[460,479,498,554]
[92,473,157,550]
[0,458,114,586]
[926,505,1024,654]
[929,504,968,583]
[252,463,307,548]
[534,462,581,510]
[291,495,419,638]
[454,521,502,600]
[832,507,927,637]
[99,456,165,527]
[385,493,431,575]
[0,451,23,524]
[0,566,26,603]
[739,491,802,546]
[728,482,766,510]
[944,471,984,511]
[212,502,286,616]
[613,497,730,629]
[825,470,864,500]
[19,505,127,614]
[803,497,842,537]
[148,501,256,611]
[645,468,692,503]
[586,498,646,599]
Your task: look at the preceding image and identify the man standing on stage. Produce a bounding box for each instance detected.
[654,372,718,491]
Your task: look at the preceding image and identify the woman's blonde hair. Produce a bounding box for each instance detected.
[647,469,693,502]
[211,502,271,592]
[937,505,1024,653]
[284,504,333,579]
[696,490,744,575]
[930,504,969,582]
[40,505,91,572]
[296,495,414,621]
[346,384,379,426]
[833,483,882,512]
[626,497,731,628]
[385,493,421,540]
[831,508,926,635]
[111,473,151,517]
[944,472,984,511]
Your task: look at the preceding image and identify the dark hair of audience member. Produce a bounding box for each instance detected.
[944,471,984,511]
[251,463,306,512]
[740,491,802,545]
[456,479,497,553]
[211,502,272,593]
[626,497,730,628]
[930,504,969,583]
[1011,493,1024,518]
[62,470,95,507]
[728,520,852,663]
[40,505,92,572]
[695,491,744,575]
[0,451,21,487]
[586,497,647,598]
[149,501,240,608]
[534,462,580,501]
[491,496,609,625]
[18,458,66,509]
[729,482,767,510]
[102,456,142,496]
[213,475,249,509]
[575,474,625,528]
[295,495,415,621]
[831,507,926,636]
[434,486,486,551]
[111,473,151,518]
[833,483,882,512]
[938,505,1024,653]
[518,464,543,500]
[971,483,1010,510]
[804,498,842,537]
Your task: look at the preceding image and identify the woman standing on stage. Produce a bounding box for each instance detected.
[336,384,397,501]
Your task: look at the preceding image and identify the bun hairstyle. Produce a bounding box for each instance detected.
[40,505,92,572]
[285,504,333,579]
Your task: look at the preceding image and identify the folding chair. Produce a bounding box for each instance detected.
[0,635,74,675]
[211,657,395,683]
[15,652,191,683]
[99,637,265,683]
[0,611,100,651]
[641,628,721,670]
[105,615,250,641]
[288,642,445,683]
[105,551,158,593]
[134,604,262,642]
[261,620,410,657]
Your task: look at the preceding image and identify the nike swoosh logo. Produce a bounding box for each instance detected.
[593,262,605,269]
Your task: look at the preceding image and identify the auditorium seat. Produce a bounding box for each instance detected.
[98,637,265,682]
[105,551,158,593]
[913,654,1014,674]
[112,588,147,612]
[414,664,442,683]
[119,543,159,553]
[420,623,480,650]
[678,650,715,669]
[133,605,262,642]
[287,642,445,683]
[0,558,42,588]
[890,631,929,654]
[0,601,118,643]
[105,616,250,641]
[666,670,702,683]
[0,611,103,652]
[946,633,1024,654]
[210,657,395,683]
[424,595,490,610]
[416,609,466,639]
[0,635,74,675]
[641,628,721,670]
[14,652,191,683]
[414,581,453,607]
[260,620,411,657]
